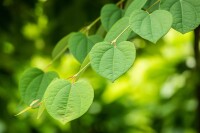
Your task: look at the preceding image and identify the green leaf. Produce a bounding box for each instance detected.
[129,10,173,43]
[105,17,132,44]
[160,0,200,33]
[90,41,136,81]
[124,0,147,16]
[52,33,75,61]
[19,68,59,105]
[96,25,107,38]
[88,34,103,44]
[44,79,94,124]
[69,32,95,63]
[100,4,123,31]
[124,0,134,9]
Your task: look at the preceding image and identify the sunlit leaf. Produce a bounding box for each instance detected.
[44,79,94,124]
[90,41,136,81]
[19,68,59,105]
[160,0,200,33]
[129,10,173,43]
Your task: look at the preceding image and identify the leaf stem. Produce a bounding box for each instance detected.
[74,62,90,77]
[116,0,125,6]
[145,0,160,12]
[111,25,130,45]
[68,62,91,82]
[15,99,41,116]
[43,61,53,72]
[86,17,101,31]
[15,107,32,116]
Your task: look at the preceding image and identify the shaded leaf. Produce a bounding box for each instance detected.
[96,25,107,38]
[69,32,95,63]
[88,34,103,44]
[100,4,123,31]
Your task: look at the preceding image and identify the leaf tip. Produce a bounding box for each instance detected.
[151,39,158,44]
[60,119,68,125]
[111,78,116,83]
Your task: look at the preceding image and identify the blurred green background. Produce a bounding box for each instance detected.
[0,0,200,133]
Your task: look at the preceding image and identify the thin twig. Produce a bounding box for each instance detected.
[111,25,130,45]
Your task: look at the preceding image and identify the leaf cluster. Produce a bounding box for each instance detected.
[17,0,200,124]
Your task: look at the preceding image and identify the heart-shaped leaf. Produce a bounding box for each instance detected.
[129,10,173,43]
[19,68,59,105]
[160,0,200,33]
[69,32,99,63]
[44,79,94,124]
[90,41,136,81]
[101,4,123,31]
